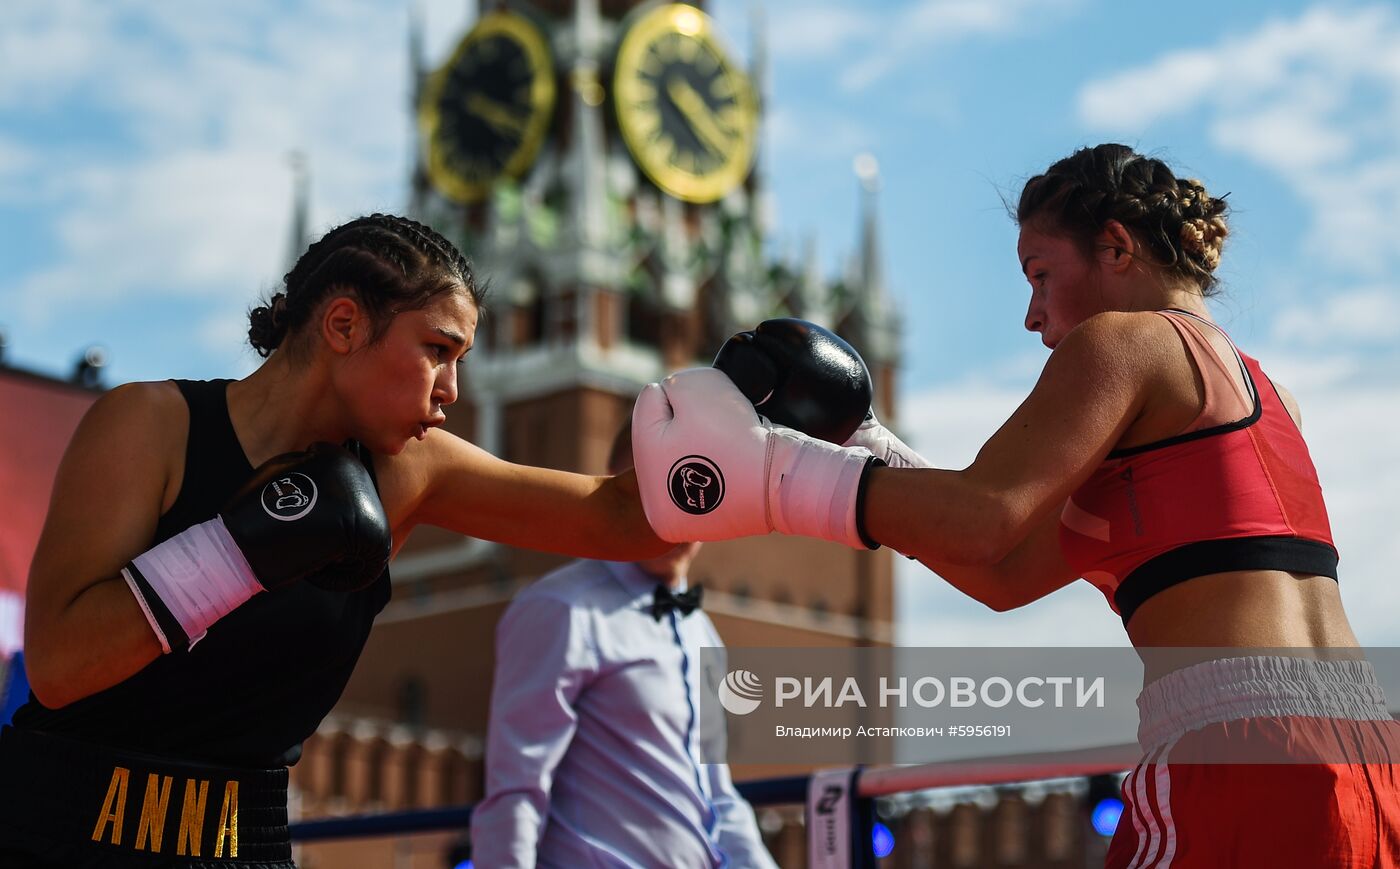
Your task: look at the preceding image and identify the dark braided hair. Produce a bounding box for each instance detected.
[248,213,485,357]
[1017,144,1230,296]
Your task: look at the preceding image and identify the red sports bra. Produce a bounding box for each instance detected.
[1059,310,1338,624]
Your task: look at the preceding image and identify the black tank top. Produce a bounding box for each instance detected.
[13,379,392,768]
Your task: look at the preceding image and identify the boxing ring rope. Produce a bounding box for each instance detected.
[288,747,1137,862]
[287,776,814,843]
[856,743,1136,798]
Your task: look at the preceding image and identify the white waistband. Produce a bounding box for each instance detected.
[1136,655,1392,750]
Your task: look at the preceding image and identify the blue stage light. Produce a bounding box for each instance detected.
[872,821,895,858]
[1091,798,1124,837]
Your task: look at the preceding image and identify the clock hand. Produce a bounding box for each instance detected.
[665,77,734,158]
[466,92,528,137]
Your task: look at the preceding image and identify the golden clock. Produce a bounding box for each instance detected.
[613,4,757,204]
[420,11,556,204]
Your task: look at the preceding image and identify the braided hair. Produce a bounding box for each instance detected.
[248,213,484,357]
[1017,144,1230,296]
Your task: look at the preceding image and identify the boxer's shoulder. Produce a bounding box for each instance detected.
[78,380,187,445]
[1066,310,1170,344]
[1055,311,1182,373]
[53,381,186,512]
[93,378,182,413]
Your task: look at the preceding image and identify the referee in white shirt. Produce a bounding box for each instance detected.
[470,422,779,869]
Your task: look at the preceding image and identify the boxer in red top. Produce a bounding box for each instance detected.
[632,144,1400,867]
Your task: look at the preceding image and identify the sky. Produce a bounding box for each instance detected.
[2,0,1398,647]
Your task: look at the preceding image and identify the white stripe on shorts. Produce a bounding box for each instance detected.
[1126,743,1169,869]
[1147,739,1179,868]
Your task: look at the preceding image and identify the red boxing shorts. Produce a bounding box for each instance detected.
[1106,656,1400,869]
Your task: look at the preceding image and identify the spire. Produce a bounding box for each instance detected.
[855,152,884,302]
[409,1,426,100]
[750,1,769,105]
[800,233,830,328]
[845,152,897,363]
[285,151,310,274]
[747,0,769,237]
[407,2,428,216]
[564,0,608,253]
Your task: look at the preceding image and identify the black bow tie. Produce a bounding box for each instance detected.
[650,584,703,621]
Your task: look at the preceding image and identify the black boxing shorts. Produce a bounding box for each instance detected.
[0,726,294,868]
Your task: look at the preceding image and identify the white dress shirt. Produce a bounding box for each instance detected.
[470,560,778,869]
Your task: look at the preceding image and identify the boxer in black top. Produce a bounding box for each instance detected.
[2,214,670,867]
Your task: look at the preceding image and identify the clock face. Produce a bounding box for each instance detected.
[614,4,757,204]
[420,12,556,204]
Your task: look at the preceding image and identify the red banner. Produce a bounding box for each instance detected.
[0,370,97,653]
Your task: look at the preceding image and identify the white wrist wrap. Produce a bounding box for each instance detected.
[767,433,873,548]
[122,516,263,653]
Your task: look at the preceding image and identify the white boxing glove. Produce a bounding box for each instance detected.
[632,368,882,548]
[843,411,932,469]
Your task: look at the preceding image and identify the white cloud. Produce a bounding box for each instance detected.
[754,0,1075,92]
[1078,48,1224,130]
[0,138,35,200]
[1296,389,1400,644]
[765,106,875,162]
[1270,287,1400,348]
[1,1,418,335]
[1078,7,1400,134]
[1293,159,1400,270]
[1077,4,1400,275]
[1255,351,1365,395]
[0,138,32,173]
[0,1,120,106]
[198,306,263,378]
[1211,102,1351,172]
[17,150,293,322]
[419,0,481,68]
[766,5,877,60]
[840,0,1074,93]
[893,327,1400,648]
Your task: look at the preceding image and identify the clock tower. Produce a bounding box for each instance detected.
[419,11,557,204]
[612,3,758,204]
[319,0,903,804]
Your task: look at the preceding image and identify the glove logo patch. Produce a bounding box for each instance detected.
[260,473,319,522]
[668,456,724,515]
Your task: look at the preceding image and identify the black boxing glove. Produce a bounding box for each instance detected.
[223,443,391,592]
[713,318,872,444]
[121,442,391,653]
